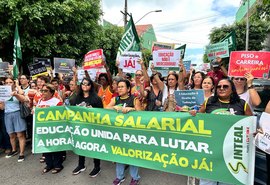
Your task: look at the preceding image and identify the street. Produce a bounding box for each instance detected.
[0,145,188,185]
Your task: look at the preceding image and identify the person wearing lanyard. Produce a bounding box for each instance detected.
[107,79,142,185]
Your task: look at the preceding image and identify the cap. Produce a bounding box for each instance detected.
[211,59,220,68]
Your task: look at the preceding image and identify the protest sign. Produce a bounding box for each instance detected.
[54,58,75,74]
[255,112,270,154]
[152,42,175,52]
[83,49,103,70]
[175,44,186,59]
[148,61,169,77]
[0,86,12,101]
[197,63,210,73]
[228,51,270,78]
[33,107,256,185]
[174,89,204,107]
[220,31,237,53]
[0,62,9,77]
[117,15,140,59]
[119,52,142,73]
[183,60,191,72]
[206,41,229,60]
[33,58,52,71]
[153,50,180,71]
[77,69,97,83]
[28,62,48,79]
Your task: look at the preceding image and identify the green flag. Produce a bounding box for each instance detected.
[12,22,22,79]
[175,44,186,59]
[220,31,236,53]
[117,15,140,58]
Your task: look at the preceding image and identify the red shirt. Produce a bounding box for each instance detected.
[207,70,225,86]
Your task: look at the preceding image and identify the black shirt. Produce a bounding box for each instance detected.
[72,94,103,108]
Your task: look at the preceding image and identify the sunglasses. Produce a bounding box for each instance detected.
[234,78,246,81]
[217,85,230,90]
[40,89,49,93]
[81,83,90,86]
[135,74,142,77]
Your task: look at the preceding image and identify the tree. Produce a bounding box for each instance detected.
[0,0,102,73]
[204,19,269,64]
[98,24,124,75]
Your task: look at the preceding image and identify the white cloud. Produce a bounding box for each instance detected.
[102,0,241,64]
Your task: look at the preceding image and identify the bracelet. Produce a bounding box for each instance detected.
[179,69,183,72]
[247,85,254,89]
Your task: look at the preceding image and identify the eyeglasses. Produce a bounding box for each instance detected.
[40,89,49,93]
[234,78,246,81]
[81,83,90,86]
[217,85,230,90]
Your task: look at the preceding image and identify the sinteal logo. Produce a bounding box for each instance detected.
[223,117,255,184]
[211,108,231,115]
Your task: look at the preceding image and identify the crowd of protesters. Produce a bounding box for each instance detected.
[0,56,268,185]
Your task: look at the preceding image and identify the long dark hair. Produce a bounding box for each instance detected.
[212,78,240,104]
[191,71,205,89]
[78,77,96,97]
[166,73,178,90]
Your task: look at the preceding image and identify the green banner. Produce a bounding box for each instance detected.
[117,15,140,58]
[33,106,255,185]
[13,22,22,79]
[220,31,237,53]
[205,41,229,60]
[175,44,186,59]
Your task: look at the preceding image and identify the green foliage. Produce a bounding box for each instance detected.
[205,18,269,64]
[0,0,102,72]
[142,48,152,68]
[98,24,124,75]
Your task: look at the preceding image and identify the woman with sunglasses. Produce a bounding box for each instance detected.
[71,77,103,177]
[191,78,253,185]
[107,79,142,185]
[232,72,261,112]
[36,84,64,174]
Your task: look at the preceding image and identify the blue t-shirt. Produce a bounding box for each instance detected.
[5,96,20,113]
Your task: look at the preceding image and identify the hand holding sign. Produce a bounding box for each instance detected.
[244,72,254,87]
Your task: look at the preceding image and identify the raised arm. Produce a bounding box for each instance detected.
[178,59,186,90]
[245,72,261,107]
[138,58,150,85]
[217,57,228,77]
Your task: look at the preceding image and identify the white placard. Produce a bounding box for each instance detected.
[255,112,270,154]
[0,86,12,101]
[119,51,142,73]
[152,50,180,70]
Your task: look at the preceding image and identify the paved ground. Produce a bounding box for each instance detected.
[0,144,189,185]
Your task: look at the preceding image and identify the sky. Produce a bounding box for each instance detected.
[102,0,242,65]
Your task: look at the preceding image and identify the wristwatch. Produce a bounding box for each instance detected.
[247,85,254,89]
